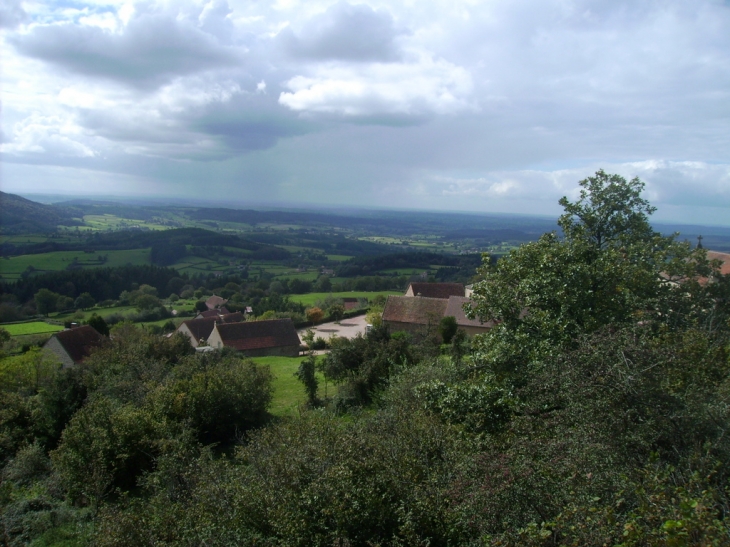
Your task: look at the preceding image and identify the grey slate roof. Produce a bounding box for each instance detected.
[382,295,448,325]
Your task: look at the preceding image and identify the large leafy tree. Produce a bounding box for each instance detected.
[469,170,718,376]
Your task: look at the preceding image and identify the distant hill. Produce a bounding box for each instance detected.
[0,192,82,233]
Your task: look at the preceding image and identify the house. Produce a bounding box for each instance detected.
[382,294,496,337]
[342,297,360,311]
[404,282,465,299]
[707,251,730,276]
[43,325,104,368]
[444,296,496,336]
[207,318,301,357]
[205,295,228,310]
[381,295,448,335]
[194,307,231,319]
[176,313,244,347]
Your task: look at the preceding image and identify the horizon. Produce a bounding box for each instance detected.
[14,190,730,235]
[1,0,729,226]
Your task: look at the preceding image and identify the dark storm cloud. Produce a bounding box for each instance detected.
[277,1,405,62]
[12,9,241,89]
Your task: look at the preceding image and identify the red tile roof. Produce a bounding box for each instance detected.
[214,319,300,351]
[52,325,104,363]
[407,282,464,299]
[197,307,231,318]
[707,251,730,276]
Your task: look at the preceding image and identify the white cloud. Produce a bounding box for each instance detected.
[279,54,473,118]
[2,114,98,158]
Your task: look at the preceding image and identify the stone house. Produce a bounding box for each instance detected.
[43,325,104,368]
[207,318,301,357]
[177,312,244,347]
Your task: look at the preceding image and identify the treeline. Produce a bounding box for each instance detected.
[0,228,284,258]
[335,251,482,278]
[1,265,185,304]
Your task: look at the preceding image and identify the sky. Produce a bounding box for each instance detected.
[1,0,729,225]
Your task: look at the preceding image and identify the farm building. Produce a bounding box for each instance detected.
[207,319,301,357]
[382,295,448,335]
[205,295,228,310]
[43,325,104,368]
[382,295,496,337]
[404,282,465,299]
[195,307,231,319]
[177,313,244,347]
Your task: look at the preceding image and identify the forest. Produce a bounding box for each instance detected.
[1,171,729,546]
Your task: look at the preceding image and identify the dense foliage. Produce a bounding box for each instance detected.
[1,172,729,546]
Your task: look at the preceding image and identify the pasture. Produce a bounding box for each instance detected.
[250,355,329,416]
[0,249,151,280]
[288,290,400,307]
[2,321,64,336]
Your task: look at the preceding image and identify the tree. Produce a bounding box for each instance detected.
[296,354,319,407]
[439,316,458,344]
[469,170,714,374]
[34,288,59,316]
[328,303,345,322]
[74,292,95,310]
[306,307,325,324]
[87,314,110,337]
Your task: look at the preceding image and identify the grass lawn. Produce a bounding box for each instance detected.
[251,355,331,416]
[2,322,64,336]
[289,291,400,307]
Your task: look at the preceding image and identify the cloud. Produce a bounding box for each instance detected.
[1,114,98,158]
[12,5,242,89]
[279,54,473,120]
[277,1,405,62]
[0,0,26,29]
[1,0,730,225]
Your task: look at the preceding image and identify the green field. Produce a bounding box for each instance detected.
[288,290,400,307]
[2,321,64,336]
[251,355,330,416]
[82,214,169,231]
[0,248,151,280]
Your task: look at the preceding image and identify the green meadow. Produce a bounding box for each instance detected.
[288,290,400,307]
[1,322,64,336]
[250,355,330,416]
[0,249,151,280]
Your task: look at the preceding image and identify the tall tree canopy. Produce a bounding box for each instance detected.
[469,170,720,376]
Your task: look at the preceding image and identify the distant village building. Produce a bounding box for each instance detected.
[404,282,465,299]
[382,296,448,335]
[194,307,231,319]
[207,319,301,357]
[176,313,244,347]
[381,282,494,337]
[443,296,495,336]
[205,295,228,310]
[43,325,104,368]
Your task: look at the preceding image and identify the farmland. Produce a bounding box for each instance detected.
[1,321,64,336]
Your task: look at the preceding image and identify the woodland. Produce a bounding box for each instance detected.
[1,171,729,546]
